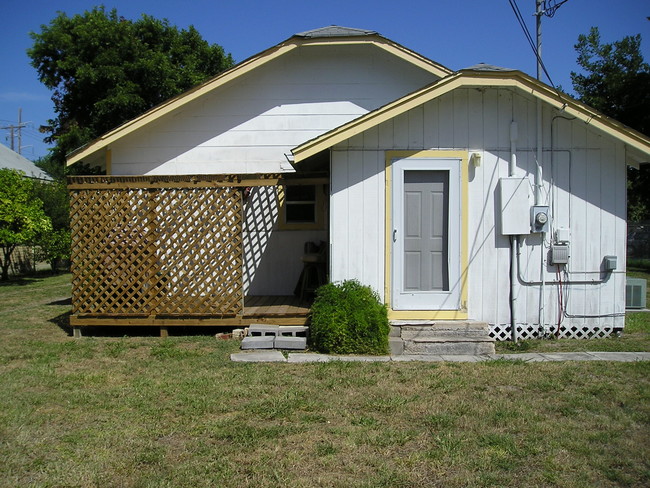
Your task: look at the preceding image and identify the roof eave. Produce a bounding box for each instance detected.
[291,69,650,164]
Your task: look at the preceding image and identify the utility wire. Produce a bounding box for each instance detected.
[543,0,570,18]
[507,0,560,91]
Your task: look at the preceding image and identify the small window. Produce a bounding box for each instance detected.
[278,183,325,230]
[285,185,316,223]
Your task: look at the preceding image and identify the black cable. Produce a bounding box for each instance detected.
[507,0,561,91]
[543,0,570,18]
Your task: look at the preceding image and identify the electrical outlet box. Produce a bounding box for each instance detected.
[550,245,569,265]
[604,255,617,272]
[531,206,550,233]
[555,227,570,244]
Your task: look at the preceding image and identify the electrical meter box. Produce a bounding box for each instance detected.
[499,178,530,235]
[531,206,550,233]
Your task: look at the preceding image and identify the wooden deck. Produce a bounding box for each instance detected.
[69,295,311,334]
[244,295,311,318]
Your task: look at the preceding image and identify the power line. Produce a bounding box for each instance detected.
[507,0,560,89]
[542,0,570,18]
[0,109,30,154]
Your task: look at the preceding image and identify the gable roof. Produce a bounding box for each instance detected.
[66,26,452,167]
[0,144,50,180]
[291,68,650,167]
[295,25,377,38]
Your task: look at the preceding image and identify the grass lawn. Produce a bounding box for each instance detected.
[0,273,649,487]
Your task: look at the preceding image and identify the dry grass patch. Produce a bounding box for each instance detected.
[1,273,649,487]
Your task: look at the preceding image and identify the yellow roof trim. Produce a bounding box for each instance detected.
[292,69,650,163]
[66,33,452,166]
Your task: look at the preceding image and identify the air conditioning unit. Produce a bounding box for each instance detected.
[626,278,647,309]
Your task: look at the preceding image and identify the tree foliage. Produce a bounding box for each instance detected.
[0,169,52,280]
[28,7,234,171]
[570,27,650,221]
[32,178,71,272]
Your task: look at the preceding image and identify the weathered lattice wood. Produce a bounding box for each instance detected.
[69,176,253,317]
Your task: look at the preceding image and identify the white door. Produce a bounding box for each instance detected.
[392,158,461,310]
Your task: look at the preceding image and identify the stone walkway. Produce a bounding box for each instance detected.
[231,351,650,363]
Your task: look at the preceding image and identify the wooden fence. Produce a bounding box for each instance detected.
[68,174,278,328]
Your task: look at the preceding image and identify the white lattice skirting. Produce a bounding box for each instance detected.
[490,323,618,341]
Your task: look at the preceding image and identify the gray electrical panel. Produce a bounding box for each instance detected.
[499,178,530,235]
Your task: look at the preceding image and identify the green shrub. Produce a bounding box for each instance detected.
[309,280,389,355]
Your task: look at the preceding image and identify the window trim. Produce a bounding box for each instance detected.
[278,182,326,230]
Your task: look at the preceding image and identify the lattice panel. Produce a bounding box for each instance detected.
[70,181,244,316]
[490,323,616,341]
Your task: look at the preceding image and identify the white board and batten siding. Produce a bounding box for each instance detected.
[330,87,626,335]
[105,43,440,296]
[107,44,439,176]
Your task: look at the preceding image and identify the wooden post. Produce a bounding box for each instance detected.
[160,326,168,338]
[73,327,82,338]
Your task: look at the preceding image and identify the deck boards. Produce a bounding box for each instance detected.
[70,295,311,329]
[244,296,310,317]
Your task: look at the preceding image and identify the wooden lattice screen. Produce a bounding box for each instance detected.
[68,175,275,321]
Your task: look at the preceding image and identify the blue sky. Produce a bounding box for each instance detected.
[1,0,648,160]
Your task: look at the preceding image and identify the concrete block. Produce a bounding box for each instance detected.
[389,337,404,355]
[274,336,307,350]
[389,326,401,338]
[277,326,308,336]
[241,336,275,349]
[247,324,279,337]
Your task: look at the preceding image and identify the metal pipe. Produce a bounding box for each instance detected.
[510,121,518,343]
[516,244,616,286]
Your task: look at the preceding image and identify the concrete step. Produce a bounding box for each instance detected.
[404,336,495,355]
[389,337,404,355]
[400,322,490,340]
[395,321,495,356]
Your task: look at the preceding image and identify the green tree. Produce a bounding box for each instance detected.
[0,169,52,280]
[28,7,234,172]
[32,178,71,272]
[571,26,650,221]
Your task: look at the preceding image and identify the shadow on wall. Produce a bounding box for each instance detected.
[243,186,328,296]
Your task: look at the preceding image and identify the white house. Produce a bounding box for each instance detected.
[68,26,650,341]
[0,143,50,180]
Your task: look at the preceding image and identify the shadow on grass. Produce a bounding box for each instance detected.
[74,326,238,338]
[49,310,73,336]
[48,297,72,306]
[50,312,234,338]
[0,277,43,287]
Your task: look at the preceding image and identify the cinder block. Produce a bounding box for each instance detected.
[247,324,279,337]
[274,336,307,350]
[241,336,275,349]
[277,326,308,337]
